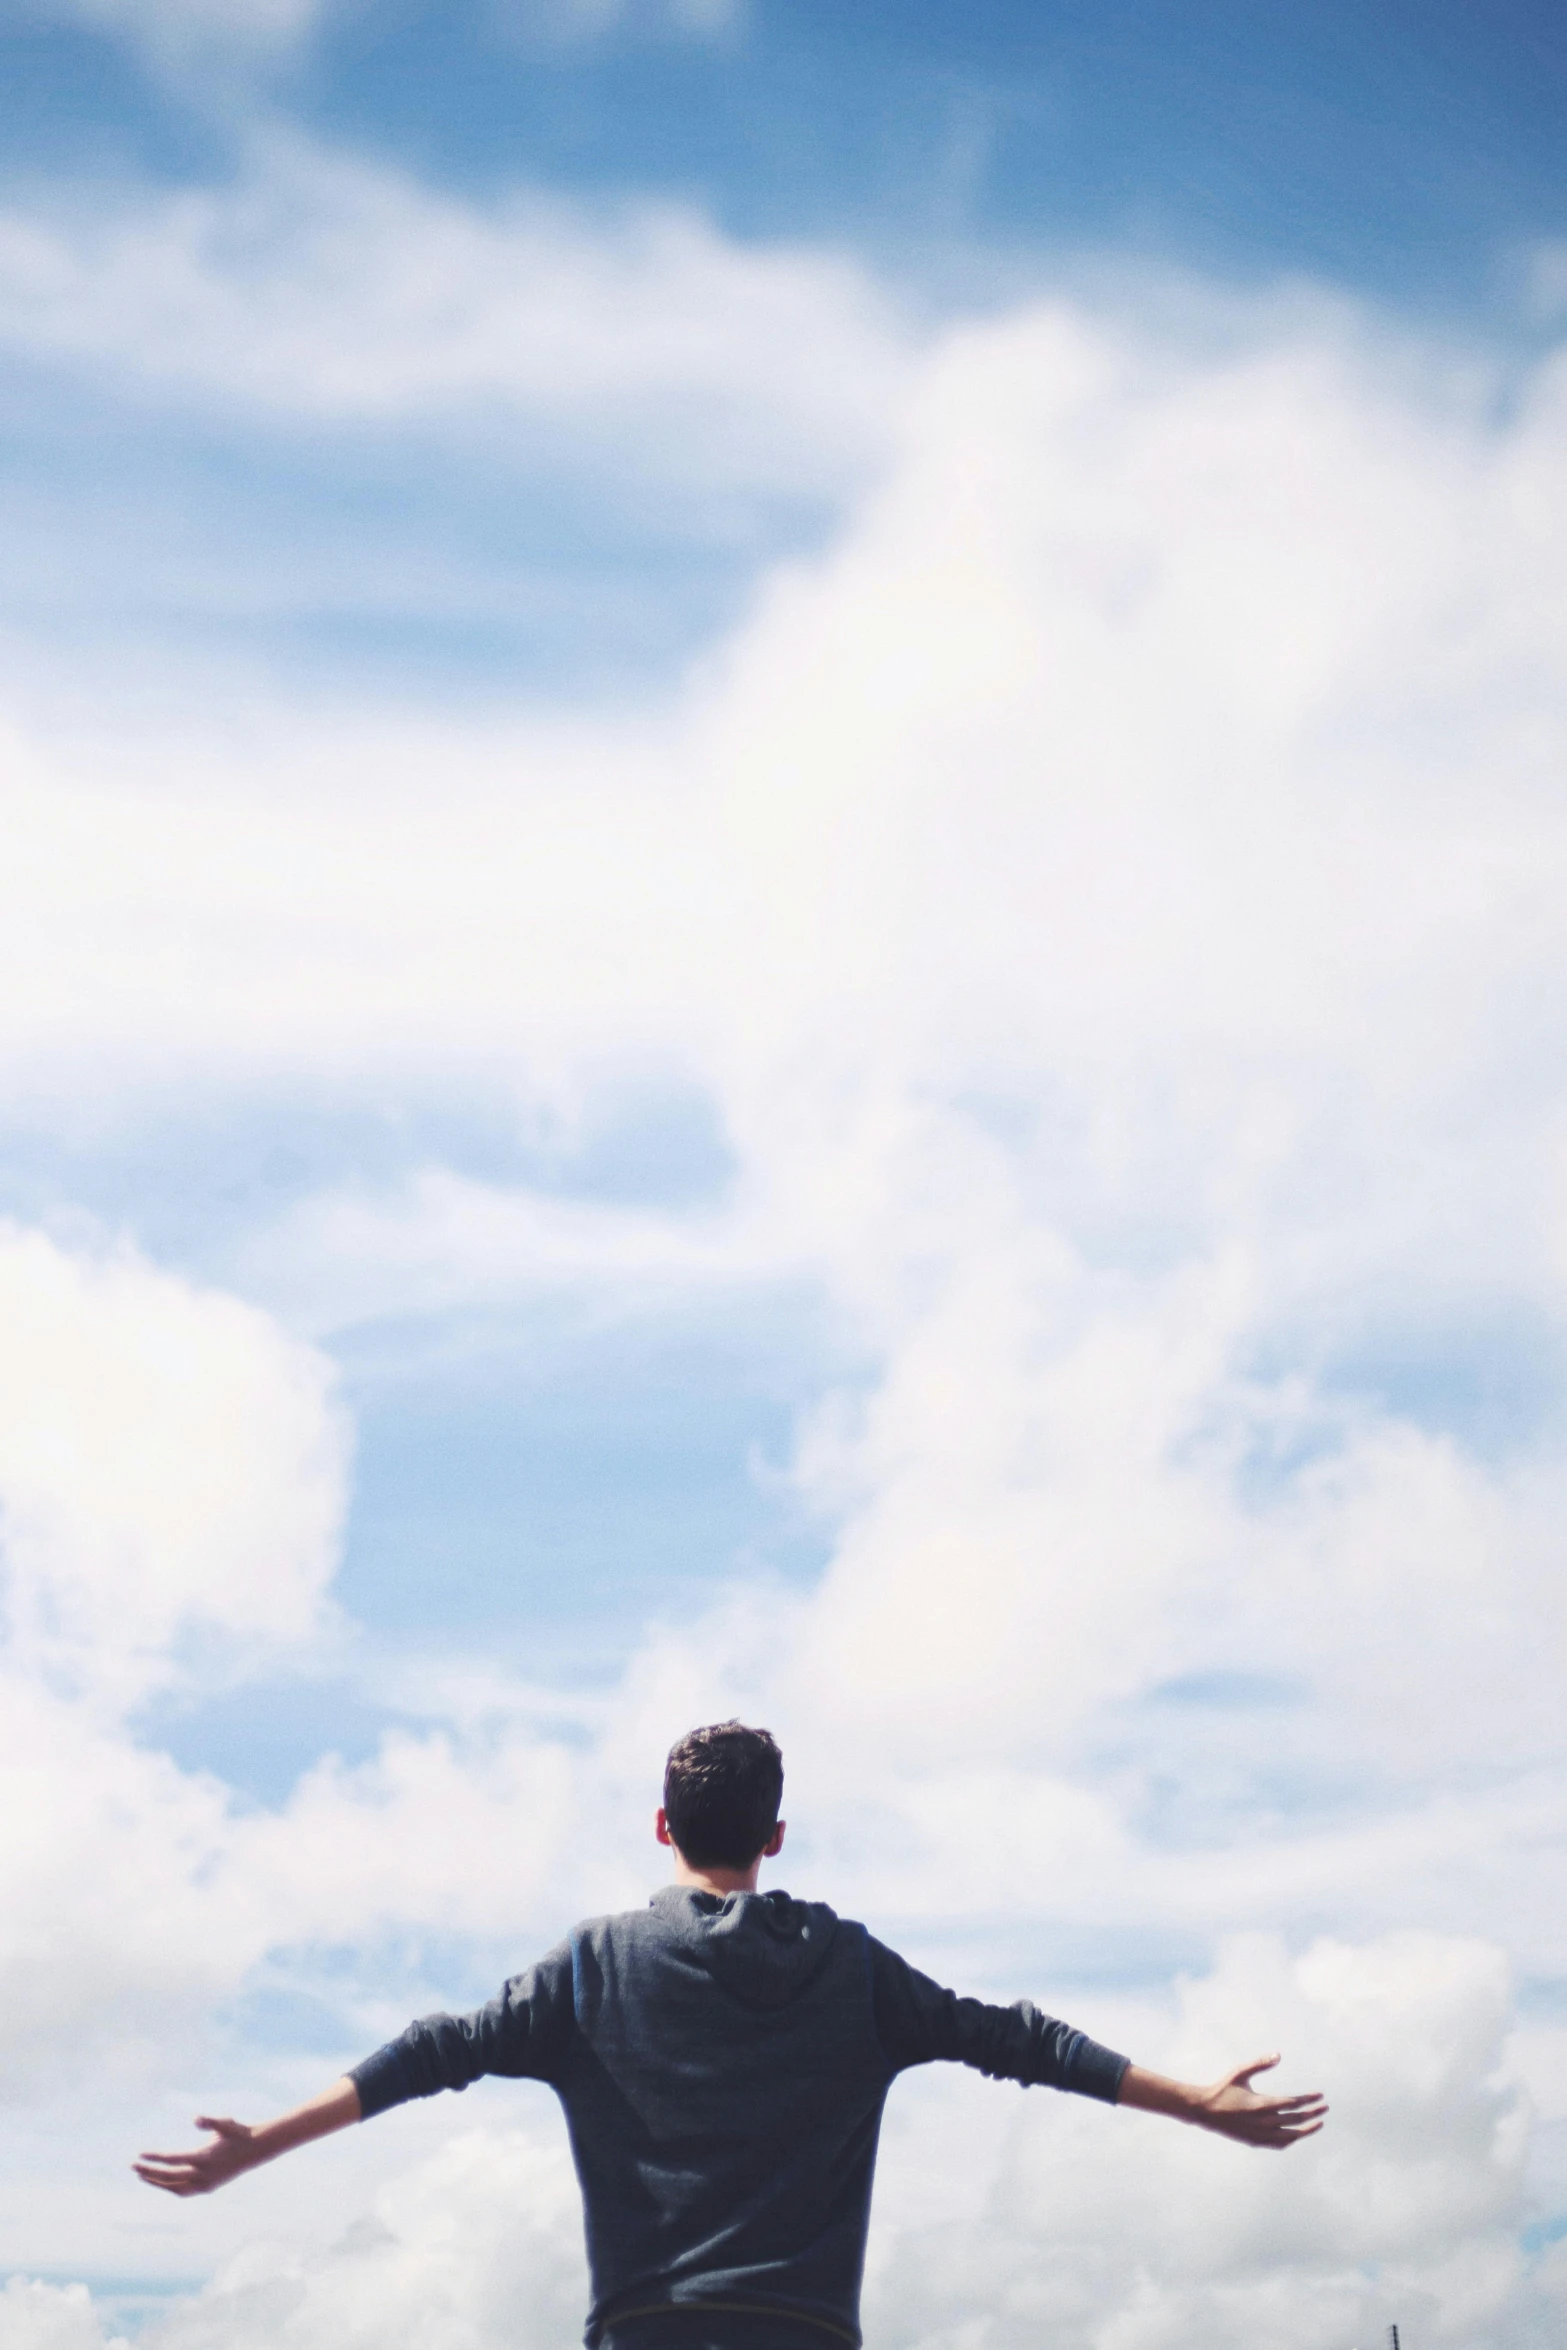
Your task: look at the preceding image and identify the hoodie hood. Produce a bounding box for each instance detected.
[650,1884,840,2010]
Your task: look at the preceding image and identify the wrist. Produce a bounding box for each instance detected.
[230,2126,269,2171]
[1165,2079,1211,2128]
[1117,2064,1206,2124]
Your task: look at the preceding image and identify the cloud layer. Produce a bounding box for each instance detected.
[3,175,1567,2347]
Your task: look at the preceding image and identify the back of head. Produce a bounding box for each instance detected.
[664,1720,784,1869]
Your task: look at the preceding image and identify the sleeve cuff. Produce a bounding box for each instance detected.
[1068,2038,1131,2105]
[350,2044,413,2120]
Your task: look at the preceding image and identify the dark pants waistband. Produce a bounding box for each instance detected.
[600,2309,858,2350]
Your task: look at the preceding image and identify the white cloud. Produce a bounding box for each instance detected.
[233,1722,583,1950]
[4,266,1566,1929]
[3,207,1567,2346]
[141,2127,586,2350]
[861,1932,1543,2350]
[0,140,914,497]
[0,1681,240,2101]
[0,2279,127,2350]
[0,1226,350,2101]
[0,1223,346,1694]
[0,1228,616,2112]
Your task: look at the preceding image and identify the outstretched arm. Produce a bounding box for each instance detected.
[134,1946,576,2200]
[134,2074,362,2198]
[865,1939,1324,2150]
[1118,2051,1327,2148]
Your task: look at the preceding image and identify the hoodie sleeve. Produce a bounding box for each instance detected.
[867,1936,1128,2104]
[350,1937,577,2119]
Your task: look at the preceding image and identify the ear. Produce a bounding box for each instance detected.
[655,1807,674,1849]
[762,1819,786,1859]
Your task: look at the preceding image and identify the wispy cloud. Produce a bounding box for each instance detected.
[27,0,323,75]
[492,0,748,47]
[0,138,915,495]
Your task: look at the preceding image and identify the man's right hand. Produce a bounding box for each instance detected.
[1119,2051,1328,2147]
[1190,2052,1329,2146]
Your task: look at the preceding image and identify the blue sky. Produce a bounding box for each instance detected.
[3,8,1567,2350]
[3,0,1566,720]
[10,1,1567,292]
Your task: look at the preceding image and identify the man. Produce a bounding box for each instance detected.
[137,1721,1327,2350]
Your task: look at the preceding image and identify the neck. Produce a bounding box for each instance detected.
[671,1852,762,1897]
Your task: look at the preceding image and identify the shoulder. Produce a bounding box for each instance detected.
[559,1904,670,1968]
[568,1904,665,1941]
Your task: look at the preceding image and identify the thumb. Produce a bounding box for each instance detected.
[194,2116,247,2141]
[1227,2053,1281,2092]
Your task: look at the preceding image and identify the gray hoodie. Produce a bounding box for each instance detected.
[351,1887,1127,2349]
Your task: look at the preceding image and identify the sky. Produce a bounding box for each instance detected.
[2,5,1567,2349]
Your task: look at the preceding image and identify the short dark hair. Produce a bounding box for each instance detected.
[663,1721,784,1870]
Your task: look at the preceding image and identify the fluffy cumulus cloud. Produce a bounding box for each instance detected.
[0,1226,347,2098]
[0,1225,344,1690]
[4,166,1567,2348]
[863,1933,1540,2350]
[137,2128,585,2350]
[0,2281,127,2350]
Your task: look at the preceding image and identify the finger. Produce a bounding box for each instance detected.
[133,2165,200,2194]
[137,2149,204,2165]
